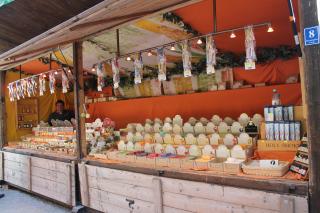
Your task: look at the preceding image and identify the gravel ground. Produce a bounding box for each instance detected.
[0,187,71,213]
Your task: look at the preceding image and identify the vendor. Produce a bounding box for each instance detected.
[48,100,74,126]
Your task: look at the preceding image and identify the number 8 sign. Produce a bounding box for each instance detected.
[304,26,320,46]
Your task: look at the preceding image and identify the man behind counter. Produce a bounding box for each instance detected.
[48,100,74,126]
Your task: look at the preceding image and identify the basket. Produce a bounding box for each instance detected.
[223,161,243,175]
[258,140,301,151]
[242,160,289,177]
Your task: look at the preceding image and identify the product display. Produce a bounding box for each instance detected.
[16,126,77,155]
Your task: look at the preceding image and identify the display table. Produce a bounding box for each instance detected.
[0,147,77,207]
[78,158,308,213]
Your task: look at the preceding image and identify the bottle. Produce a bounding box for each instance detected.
[272,89,281,106]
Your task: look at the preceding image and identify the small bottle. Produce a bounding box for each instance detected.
[272,89,281,106]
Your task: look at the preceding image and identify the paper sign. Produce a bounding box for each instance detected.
[244,61,256,70]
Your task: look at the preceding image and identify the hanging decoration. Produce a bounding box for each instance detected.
[49,71,56,94]
[21,79,28,97]
[112,58,120,89]
[96,63,105,91]
[157,47,167,81]
[15,81,22,100]
[39,74,46,96]
[62,71,69,93]
[206,35,217,74]
[31,76,38,96]
[7,83,15,101]
[244,25,257,69]
[182,40,192,77]
[134,53,143,84]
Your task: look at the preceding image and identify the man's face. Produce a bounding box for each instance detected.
[56,103,64,113]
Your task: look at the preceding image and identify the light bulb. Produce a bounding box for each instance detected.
[267,24,274,33]
[230,32,236,38]
[91,67,96,72]
[126,56,131,61]
[197,38,203,45]
[68,69,71,73]
[147,51,152,56]
[170,45,176,51]
[43,74,46,78]
[54,71,58,75]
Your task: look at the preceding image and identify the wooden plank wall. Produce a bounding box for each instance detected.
[79,163,308,213]
[1,151,76,206]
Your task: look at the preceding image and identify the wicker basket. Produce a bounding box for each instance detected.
[242,160,289,177]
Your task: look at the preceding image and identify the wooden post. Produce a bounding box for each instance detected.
[73,41,87,159]
[299,1,320,212]
[0,71,6,148]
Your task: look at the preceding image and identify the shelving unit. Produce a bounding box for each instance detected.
[16,98,39,129]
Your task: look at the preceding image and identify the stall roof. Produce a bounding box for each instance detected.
[0,0,103,54]
[0,0,300,73]
[0,0,201,70]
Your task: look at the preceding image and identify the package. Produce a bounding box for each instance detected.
[134,53,143,84]
[157,48,167,81]
[182,40,192,77]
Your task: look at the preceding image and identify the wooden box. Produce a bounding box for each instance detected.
[180,159,194,170]
[156,157,169,167]
[208,158,225,172]
[223,162,242,175]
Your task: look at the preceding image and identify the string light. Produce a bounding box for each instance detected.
[43,74,46,78]
[126,56,132,61]
[230,31,236,38]
[54,71,58,75]
[197,38,203,45]
[170,44,176,51]
[147,51,153,56]
[267,24,274,33]
[68,69,71,73]
[91,67,96,72]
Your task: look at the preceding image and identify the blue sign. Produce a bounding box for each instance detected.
[304,26,320,46]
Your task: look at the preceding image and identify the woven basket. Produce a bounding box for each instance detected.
[242,160,289,177]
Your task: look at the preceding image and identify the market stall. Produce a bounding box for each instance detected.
[0,0,313,212]
[0,66,77,206]
[74,0,308,212]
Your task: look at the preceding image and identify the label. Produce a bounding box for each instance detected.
[304,26,320,46]
[260,160,279,168]
[244,61,256,70]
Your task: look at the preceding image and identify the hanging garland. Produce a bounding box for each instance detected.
[163,12,200,36]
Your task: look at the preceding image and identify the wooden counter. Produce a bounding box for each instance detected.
[78,159,308,213]
[0,148,76,207]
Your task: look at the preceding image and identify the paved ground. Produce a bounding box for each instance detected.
[0,187,71,213]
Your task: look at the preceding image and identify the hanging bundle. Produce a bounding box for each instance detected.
[39,74,46,96]
[7,83,15,102]
[112,58,120,89]
[15,81,22,100]
[245,25,257,63]
[96,63,105,91]
[134,53,143,84]
[21,79,28,97]
[182,40,192,77]
[62,70,69,93]
[157,47,167,81]
[30,76,37,96]
[206,35,217,74]
[49,71,56,94]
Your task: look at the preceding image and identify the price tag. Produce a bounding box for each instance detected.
[245,61,256,70]
[260,160,279,168]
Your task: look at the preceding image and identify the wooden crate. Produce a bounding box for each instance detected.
[257,140,301,152]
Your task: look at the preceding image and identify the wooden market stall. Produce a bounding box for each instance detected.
[0,0,318,212]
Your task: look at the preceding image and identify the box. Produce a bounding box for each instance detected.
[180,159,194,170]
[208,158,225,172]
[223,161,242,175]
[257,140,301,152]
[107,151,119,160]
[169,158,182,169]
[156,157,169,167]
[194,161,209,170]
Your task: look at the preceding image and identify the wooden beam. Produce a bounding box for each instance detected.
[73,41,87,159]
[299,1,320,212]
[0,71,6,148]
